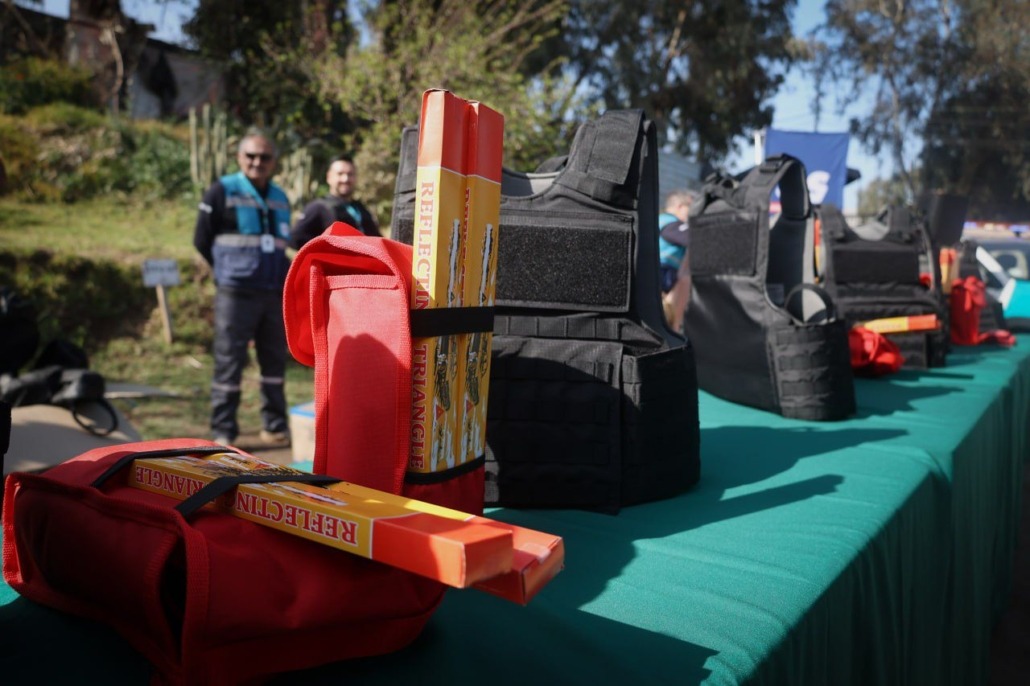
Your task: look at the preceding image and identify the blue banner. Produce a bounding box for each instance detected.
[765,129,850,207]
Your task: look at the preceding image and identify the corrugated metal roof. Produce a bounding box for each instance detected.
[658,151,702,203]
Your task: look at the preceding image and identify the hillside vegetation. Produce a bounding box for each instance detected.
[0,100,314,440]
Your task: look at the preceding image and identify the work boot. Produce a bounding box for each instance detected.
[259,429,291,447]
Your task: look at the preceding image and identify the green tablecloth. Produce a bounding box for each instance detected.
[3,341,1029,685]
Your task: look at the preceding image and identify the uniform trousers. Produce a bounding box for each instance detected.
[210,286,288,439]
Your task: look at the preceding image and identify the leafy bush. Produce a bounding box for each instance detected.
[0,114,40,195]
[118,122,193,200]
[8,105,193,202]
[0,249,152,351]
[0,57,95,114]
[22,102,107,132]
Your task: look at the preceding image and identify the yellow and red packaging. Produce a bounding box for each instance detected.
[940,247,957,295]
[338,480,564,605]
[129,452,513,588]
[456,100,504,465]
[857,313,940,334]
[410,89,470,474]
[472,523,565,605]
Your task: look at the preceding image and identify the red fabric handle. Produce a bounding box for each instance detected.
[950,276,985,345]
[283,227,415,494]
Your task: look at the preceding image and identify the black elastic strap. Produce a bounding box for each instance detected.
[69,398,119,437]
[91,445,236,489]
[784,283,837,324]
[404,454,485,485]
[410,306,495,338]
[176,473,342,518]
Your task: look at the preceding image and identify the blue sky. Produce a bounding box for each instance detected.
[26,0,884,210]
[764,0,885,211]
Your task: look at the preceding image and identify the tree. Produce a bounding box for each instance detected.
[296,0,580,223]
[181,0,354,136]
[816,0,1030,220]
[919,1,1030,221]
[557,0,800,159]
[857,174,911,217]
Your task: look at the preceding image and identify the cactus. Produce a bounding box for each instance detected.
[189,104,228,190]
[276,146,314,211]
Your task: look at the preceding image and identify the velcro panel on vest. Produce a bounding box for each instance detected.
[770,321,856,421]
[393,211,634,312]
[689,210,759,276]
[832,243,922,284]
[494,210,633,311]
[486,336,623,510]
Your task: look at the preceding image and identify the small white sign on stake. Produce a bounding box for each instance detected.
[142,259,181,287]
[142,259,180,343]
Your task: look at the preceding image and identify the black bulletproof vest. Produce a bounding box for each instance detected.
[392,109,700,512]
[683,155,856,421]
[819,205,949,368]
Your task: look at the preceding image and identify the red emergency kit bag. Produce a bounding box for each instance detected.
[3,225,488,684]
[950,275,1016,347]
[283,222,487,507]
[3,440,444,685]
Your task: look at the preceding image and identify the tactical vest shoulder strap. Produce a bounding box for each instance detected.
[695,171,741,214]
[554,110,644,207]
[395,126,419,195]
[740,155,810,218]
[698,155,809,220]
[819,204,850,242]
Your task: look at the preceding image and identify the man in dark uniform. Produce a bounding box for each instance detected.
[290,155,380,248]
[193,130,293,447]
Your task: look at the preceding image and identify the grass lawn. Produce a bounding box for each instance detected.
[1,196,315,441]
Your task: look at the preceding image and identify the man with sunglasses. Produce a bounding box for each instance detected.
[193,130,293,447]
